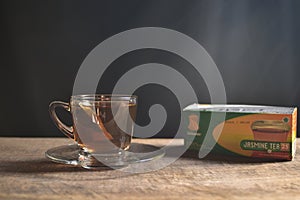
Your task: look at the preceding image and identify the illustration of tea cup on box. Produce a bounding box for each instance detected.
[251,120,290,142]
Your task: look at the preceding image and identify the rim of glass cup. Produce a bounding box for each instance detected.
[70,94,137,102]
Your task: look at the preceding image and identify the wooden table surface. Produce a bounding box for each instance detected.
[1,137,300,200]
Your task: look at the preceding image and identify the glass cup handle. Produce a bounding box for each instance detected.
[49,101,74,139]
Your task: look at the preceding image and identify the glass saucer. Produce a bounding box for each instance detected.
[45,143,165,167]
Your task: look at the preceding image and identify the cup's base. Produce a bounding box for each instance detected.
[78,150,128,169]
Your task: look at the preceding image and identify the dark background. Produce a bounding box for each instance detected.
[1,0,300,137]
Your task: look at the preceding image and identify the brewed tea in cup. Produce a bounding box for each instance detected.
[251,120,290,142]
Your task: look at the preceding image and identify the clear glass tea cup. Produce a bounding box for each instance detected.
[49,94,137,169]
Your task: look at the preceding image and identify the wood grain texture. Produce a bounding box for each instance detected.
[0,137,299,200]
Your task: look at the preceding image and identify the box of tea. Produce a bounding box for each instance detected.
[183,104,297,161]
